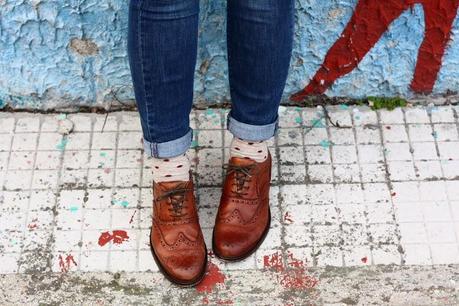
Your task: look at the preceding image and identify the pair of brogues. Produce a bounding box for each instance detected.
[150,153,272,286]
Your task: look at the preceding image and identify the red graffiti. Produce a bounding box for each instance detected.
[98,230,129,246]
[361,256,368,263]
[263,251,318,290]
[58,254,77,273]
[291,0,459,100]
[196,262,226,293]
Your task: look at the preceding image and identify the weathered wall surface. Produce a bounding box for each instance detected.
[0,0,458,110]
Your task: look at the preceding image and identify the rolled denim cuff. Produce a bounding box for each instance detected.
[227,113,278,141]
[143,129,193,158]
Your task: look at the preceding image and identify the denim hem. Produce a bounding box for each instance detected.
[143,129,193,158]
[227,113,278,141]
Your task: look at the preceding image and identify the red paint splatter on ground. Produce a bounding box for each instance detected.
[201,297,209,305]
[361,256,368,263]
[27,218,39,230]
[58,254,77,273]
[391,192,397,197]
[280,269,319,290]
[98,230,129,246]
[196,262,226,293]
[216,299,233,305]
[287,252,304,269]
[291,0,459,100]
[385,126,392,130]
[263,251,318,290]
[263,251,284,272]
[27,223,37,230]
[104,168,111,174]
[129,210,137,224]
[284,212,294,224]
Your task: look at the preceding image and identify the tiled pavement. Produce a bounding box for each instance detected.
[1,105,459,304]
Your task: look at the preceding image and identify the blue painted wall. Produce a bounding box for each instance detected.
[0,0,458,109]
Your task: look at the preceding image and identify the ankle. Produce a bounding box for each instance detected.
[229,137,269,163]
[151,154,190,183]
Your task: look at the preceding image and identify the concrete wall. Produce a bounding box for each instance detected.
[0,0,458,110]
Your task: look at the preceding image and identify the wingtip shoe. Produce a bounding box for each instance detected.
[150,175,207,286]
[213,153,272,261]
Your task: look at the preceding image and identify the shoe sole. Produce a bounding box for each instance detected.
[212,209,271,262]
[149,231,208,288]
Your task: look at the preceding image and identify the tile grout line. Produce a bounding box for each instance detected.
[2,116,19,272]
[78,114,95,272]
[376,109,407,265]
[299,107,316,268]
[134,114,145,272]
[350,109,374,266]
[401,108,433,265]
[324,107,345,267]
[107,115,120,272]
[16,116,41,272]
[272,117,289,269]
[48,115,67,272]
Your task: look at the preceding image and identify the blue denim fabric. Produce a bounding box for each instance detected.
[128,0,294,158]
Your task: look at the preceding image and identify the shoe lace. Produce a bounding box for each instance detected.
[156,184,192,218]
[223,163,255,197]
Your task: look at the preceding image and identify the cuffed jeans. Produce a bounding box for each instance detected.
[128,0,294,158]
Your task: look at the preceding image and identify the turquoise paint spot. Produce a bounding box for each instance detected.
[295,117,302,124]
[319,140,331,148]
[57,114,67,120]
[432,131,438,139]
[100,152,107,157]
[112,200,129,208]
[206,109,216,116]
[339,104,349,110]
[56,138,68,151]
[426,104,439,115]
[191,140,199,148]
[354,115,361,120]
[311,118,325,128]
[69,206,79,213]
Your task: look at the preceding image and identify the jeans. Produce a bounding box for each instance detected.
[128,0,295,158]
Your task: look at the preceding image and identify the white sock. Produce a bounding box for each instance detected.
[151,154,190,182]
[230,137,269,163]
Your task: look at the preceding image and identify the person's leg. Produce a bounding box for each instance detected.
[128,0,199,159]
[213,0,295,261]
[226,0,295,143]
[128,0,206,287]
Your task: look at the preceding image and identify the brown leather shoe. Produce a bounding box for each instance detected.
[213,152,272,261]
[150,174,207,286]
